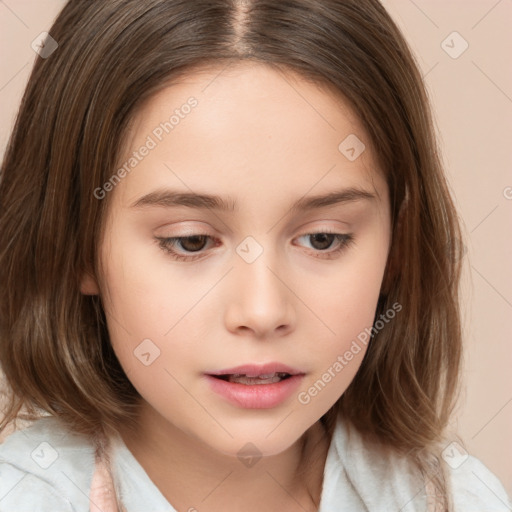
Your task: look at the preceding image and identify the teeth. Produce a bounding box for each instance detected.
[228,375,281,385]
[227,372,290,385]
[235,372,275,378]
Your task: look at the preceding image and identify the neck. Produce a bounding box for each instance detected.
[119,404,330,512]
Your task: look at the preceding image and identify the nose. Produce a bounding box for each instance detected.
[223,251,296,338]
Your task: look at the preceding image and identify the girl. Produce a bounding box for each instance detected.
[0,1,509,511]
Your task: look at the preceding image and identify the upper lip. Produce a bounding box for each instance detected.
[206,363,304,377]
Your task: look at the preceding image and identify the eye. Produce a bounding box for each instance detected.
[295,231,354,259]
[156,234,216,261]
[155,230,354,262]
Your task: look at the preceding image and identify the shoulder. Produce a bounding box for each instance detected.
[326,417,429,510]
[445,449,512,511]
[327,416,511,511]
[0,416,96,512]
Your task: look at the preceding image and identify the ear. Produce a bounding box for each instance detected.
[80,272,100,295]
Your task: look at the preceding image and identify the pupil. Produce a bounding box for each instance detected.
[311,233,334,250]
[181,235,207,252]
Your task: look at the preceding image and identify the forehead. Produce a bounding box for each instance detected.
[112,61,386,208]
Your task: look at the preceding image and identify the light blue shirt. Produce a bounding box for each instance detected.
[0,416,510,511]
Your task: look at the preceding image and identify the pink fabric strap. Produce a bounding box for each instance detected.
[89,453,124,512]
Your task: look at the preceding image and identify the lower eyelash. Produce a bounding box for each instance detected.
[156,235,213,262]
[310,233,354,259]
[155,232,354,262]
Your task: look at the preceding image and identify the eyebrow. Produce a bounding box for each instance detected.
[130,187,376,212]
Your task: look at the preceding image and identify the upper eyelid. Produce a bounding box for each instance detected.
[157,223,350,237]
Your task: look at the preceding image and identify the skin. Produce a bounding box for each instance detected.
[82,61,392,511]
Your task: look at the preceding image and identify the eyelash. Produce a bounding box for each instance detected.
[155,229,354,262]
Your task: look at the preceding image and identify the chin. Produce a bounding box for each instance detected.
[195,418,311,461]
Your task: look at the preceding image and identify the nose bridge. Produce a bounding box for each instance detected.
[225,235,294,335]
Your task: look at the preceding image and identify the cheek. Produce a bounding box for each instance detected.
[98,234,212,396]
[100,235,198,337]
[293,284,378,413]
[294,239,388,408]
[97,238,174,372]
[305,234,387,340]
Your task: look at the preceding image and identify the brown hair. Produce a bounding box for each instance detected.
[0,0,463,509]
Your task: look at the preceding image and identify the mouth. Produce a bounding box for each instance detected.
[206,363,304,385]
[205,364,305,409]
[210,372,293,385]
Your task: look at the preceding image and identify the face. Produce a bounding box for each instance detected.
[85,62,391,457]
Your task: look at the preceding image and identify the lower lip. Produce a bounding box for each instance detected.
[205,374,304,409]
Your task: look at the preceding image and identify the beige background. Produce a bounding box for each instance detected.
[1,0,511,498]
